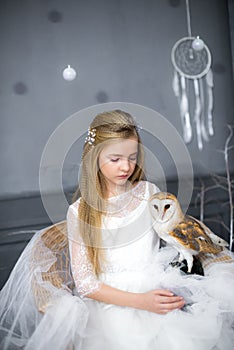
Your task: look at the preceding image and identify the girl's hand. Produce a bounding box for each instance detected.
[140,289,185,314]
[86,283,185,314]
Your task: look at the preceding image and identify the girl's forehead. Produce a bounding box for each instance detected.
[101,138,138,154]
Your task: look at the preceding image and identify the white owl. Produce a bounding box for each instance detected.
[149,192,228,273]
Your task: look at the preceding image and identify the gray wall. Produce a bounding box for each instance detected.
[0,0,234,197]
[228,0,234,74]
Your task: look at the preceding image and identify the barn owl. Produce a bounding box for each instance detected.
[148,192,228,273]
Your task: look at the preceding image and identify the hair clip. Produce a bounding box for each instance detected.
[85,127,96,145]
[136,124,143,132]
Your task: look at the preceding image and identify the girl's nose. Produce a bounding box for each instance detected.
[120,159,130,172]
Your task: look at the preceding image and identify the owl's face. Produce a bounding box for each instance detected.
[149,192,179,224]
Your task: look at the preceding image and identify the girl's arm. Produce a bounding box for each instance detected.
[86,283,185,315]
[67,204,185,314]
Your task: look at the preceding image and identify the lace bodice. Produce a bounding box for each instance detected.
[67,181,160,297]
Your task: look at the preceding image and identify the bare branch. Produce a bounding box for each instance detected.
[224,126,234,250]
[227,145,234,152]
[196,125,233,250]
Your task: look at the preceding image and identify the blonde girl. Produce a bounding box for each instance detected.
[67,109,185,319]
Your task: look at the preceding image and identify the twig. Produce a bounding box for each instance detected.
[224,126,233,250]
[195,126,233,250]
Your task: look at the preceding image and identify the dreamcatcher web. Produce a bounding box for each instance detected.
[171,0,214,150]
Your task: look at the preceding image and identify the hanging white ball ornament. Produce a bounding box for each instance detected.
[62,65,77,81]
[192,36,204,51]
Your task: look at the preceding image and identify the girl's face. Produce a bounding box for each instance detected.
[98,138,138,196]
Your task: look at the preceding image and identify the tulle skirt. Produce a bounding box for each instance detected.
[0,227,234,350]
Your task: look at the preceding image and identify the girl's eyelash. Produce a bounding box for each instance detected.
[110,156,137,162]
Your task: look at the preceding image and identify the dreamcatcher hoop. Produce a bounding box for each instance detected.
[171,36,211,79]
[171,1,214,150]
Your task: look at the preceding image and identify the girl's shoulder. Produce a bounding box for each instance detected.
[67,197,81,216]
[145,180,160,196]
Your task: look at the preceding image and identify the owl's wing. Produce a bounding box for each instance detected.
[187,215,229,247]
[169,216,223,254]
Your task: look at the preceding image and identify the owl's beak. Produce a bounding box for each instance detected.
[161,208,167,221]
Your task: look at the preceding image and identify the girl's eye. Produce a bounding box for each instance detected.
[110,158,119,162]
[129,157,137,162]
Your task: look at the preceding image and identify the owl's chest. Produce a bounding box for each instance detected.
[157,230,178,246]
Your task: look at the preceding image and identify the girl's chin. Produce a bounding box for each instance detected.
[116,179,129,186]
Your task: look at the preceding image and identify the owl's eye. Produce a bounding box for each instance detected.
[153,204,158,210]
[164,204,170,210]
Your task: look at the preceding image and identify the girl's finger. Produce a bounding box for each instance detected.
[152,289,175,296]
[163,300,185,310]
[159,296,184,304]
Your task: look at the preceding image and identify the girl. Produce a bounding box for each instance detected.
[1,109,234,350]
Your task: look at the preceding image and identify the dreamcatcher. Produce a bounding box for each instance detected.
[171,0,214,150]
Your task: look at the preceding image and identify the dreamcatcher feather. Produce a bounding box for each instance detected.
[171,0,214,150]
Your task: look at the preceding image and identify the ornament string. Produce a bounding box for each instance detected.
[185,0,192,37]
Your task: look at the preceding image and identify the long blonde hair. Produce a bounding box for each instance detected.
[72,110,145,275]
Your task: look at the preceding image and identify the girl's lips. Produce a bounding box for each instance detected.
[117,175,129,179]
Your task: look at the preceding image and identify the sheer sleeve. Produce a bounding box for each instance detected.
[67,201,102,297]
[148,181,160,197]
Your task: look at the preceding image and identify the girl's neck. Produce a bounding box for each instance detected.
[107,186,127,199]
[106,181,138,199]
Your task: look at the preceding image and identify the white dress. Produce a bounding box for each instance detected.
[1,181,234,350]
